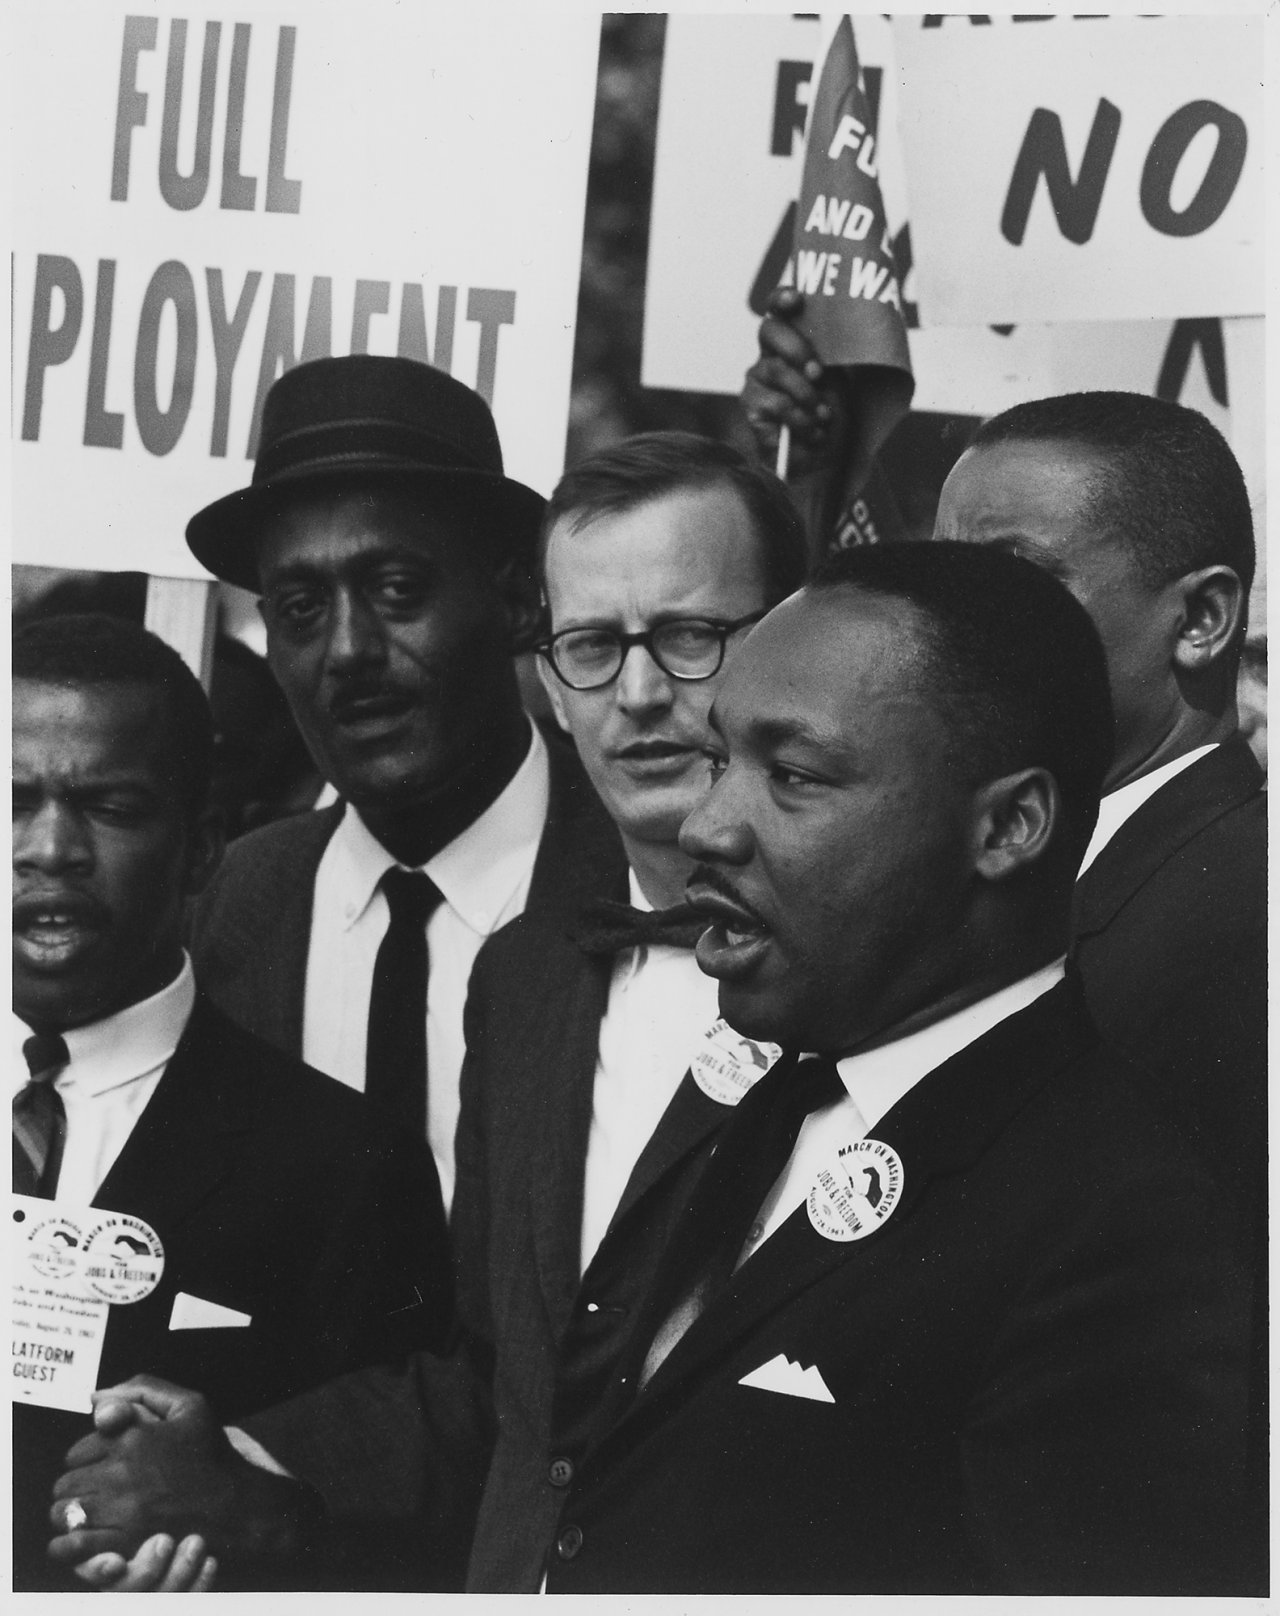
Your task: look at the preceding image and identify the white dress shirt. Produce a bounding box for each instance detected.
[302,724,549,1213]
[580,871,722,1275]
[1078,744,1217,875]
[741,959,1067,1263]
[11,955,196,1204]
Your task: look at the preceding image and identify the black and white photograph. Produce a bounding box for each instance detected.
[9,4,1269,1598]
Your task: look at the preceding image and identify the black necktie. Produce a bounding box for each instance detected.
[637,1054,845,1388]
[569,899,708,956]
[14,1033,70,1197]
[365,869,443,1139]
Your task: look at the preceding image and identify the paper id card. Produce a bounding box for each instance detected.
[10,1195,164,1413]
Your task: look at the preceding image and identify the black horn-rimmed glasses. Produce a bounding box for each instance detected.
[537,612,766,691]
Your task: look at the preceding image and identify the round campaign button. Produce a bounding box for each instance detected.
[691,1018,781,1107]
[79,1212,164,1304]
[22,1212,86,1284]
[807,1138,904,1243]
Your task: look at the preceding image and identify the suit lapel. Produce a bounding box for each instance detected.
[1074,738,1263,939]
[527,735,626,926]
[517,753,629,1330]
[605,1069,734,1238]
[521,933,618,1336]
[611,981,1099,1435]
[93,999,249,1235]
[192,805,340,1056]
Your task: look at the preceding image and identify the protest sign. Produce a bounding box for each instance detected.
[642,15,1264,446]
[780,15,912,489]
[894,14,1263,326]
[643,14,910,398]
[12,3,599,580]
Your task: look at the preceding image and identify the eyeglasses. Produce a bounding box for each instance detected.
[537,612,765,691]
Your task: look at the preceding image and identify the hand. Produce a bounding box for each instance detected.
[741,288,849,477]
[47,1376,322,1576]
[74,1533,218,1592]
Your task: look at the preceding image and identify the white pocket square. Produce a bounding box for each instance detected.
[168,1292,251,1331]
[738,1352,834,1403]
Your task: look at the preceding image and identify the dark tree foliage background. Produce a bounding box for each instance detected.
[566,16,744,466]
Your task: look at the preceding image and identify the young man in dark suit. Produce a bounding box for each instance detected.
[11,615,450,1591]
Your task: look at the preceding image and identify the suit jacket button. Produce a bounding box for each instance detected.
[549,1457,574,1487]
[557,1525,584,1560]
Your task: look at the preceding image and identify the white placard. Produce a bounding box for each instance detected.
[894,15,1263,327]
[641,15,1264,454]
[642,13,907,398]
[12,3,599,579]
[909,319,1253,435]
[11,1199,110,1414]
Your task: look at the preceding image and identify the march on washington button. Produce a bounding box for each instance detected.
[807,1138,904,1242]
[691,1018,781,1107]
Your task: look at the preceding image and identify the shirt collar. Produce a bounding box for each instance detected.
[12,954,196,1100]
[834,958,1067,1135]
[1078,743,1218,876]
[333,723,549,935]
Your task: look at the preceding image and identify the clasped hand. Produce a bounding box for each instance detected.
[48,1375,312,1592]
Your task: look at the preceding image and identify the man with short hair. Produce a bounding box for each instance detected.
[186,354,618,1230]
[447,431,808,1586]
[934,397,1269,1562]
[933,394,1263,1195]
[11,614,451,1590]
[539,543,1253,1592]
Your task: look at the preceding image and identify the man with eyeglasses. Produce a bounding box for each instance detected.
[443,431,810,1587]
[48,431,809,1592]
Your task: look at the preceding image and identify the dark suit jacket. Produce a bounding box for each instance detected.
[543,981,1254,1595]
[14,997,450,1590]
[1072,736,1268,1567]
[450,890,746,1588]
[1072,736,1266,1236]
[189,732,612,1060]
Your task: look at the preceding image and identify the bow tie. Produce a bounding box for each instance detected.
[570,899,709,957]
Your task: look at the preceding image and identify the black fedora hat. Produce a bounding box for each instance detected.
[186,355,546,590]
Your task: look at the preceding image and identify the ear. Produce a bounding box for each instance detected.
[491,553,545,654]
[536,651,572,735]
[1171,565,1244,674]
[969,767,1059,883]
[182,806,226,899]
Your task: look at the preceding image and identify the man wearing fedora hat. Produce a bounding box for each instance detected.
[185,355,620,1244]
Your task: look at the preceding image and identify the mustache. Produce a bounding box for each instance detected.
[326,677,415,713]
[685,864,769,929]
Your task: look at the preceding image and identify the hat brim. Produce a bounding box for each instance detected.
[186,464,547,592]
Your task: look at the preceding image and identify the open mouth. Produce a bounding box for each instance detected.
[13,894,104,968]
[686,880,772,979]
